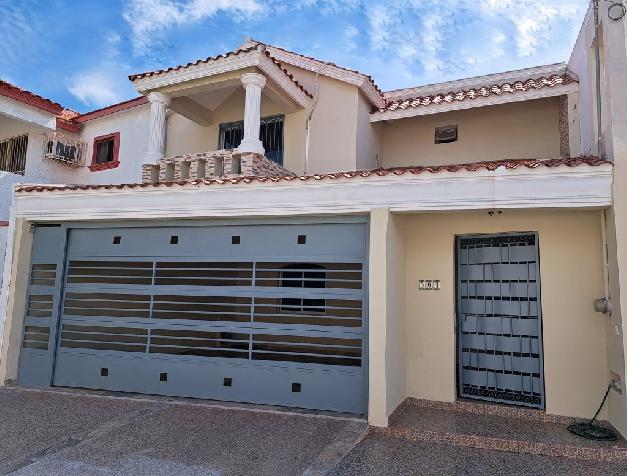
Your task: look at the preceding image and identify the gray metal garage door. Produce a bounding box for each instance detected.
[457,233,544,408]
[18,220,368,414]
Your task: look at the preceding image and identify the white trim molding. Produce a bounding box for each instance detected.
[0,96,57,130]
[370,82,579,122]
[12,164,612,222]
[132,48,311,110]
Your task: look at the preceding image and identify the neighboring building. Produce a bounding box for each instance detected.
[0,2,625,436]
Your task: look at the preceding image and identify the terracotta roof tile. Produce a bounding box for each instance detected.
[128,45,261,81]
[15,157,609,194]
[0,80,63,115]
[252,40,384,98]
[128,44,312,99]
[380,74,576,112]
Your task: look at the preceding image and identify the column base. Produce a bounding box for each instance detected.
[237,139,265,155]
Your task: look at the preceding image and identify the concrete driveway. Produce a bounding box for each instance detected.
[0,387,366,475]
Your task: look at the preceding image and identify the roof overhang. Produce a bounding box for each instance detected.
[261,44,386,110]
[130,47,312,111]
[371,64,578,122]
[12,160,612,221]
[0,95,58,130]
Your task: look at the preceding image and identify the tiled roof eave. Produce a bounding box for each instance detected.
[15,157,610,194]
[378,74,578,113]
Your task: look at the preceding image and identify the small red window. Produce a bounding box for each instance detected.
[89,132,120,171]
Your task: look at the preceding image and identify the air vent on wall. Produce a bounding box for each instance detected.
[435,125,458,144]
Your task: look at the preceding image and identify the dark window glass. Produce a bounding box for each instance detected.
[95,138,116,164]
[219,115,285,165]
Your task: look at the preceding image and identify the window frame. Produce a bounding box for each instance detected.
[89,132,120,172]
[218,114,285,165]
[0,134,29,175]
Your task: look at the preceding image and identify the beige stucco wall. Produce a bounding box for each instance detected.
[164,65,370,175]
[165,86,307,174]
[379,98,562,168]
[569,2,627,436]
[402,209,608,420]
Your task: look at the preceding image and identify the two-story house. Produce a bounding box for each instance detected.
[0,2,625,438]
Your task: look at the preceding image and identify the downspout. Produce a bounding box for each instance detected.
[593,0,604,157]
[305,67,323,174]
[601,209,610,301]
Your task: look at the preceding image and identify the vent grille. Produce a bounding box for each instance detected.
[26,294,54,318]
[255,262,363,289]
[149,329,250,358]
[254,298,362,327]
[63,292,151,319]
[23,325,50,350]
[60,324,148,352]
[152,295,252,322]
[252,334,362,366]
[67,261,153,285]
[30,264,57,286]
[155,262,253,287]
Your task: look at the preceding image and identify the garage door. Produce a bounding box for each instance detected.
[17,220,368,414]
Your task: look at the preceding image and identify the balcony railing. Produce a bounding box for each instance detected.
[44,132,86,167]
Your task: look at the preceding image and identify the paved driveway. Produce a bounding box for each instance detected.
[0,388,366,475]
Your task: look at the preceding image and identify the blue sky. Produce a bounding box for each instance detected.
[1,0,590,113]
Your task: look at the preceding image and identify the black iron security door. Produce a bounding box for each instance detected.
[456,233,544,408]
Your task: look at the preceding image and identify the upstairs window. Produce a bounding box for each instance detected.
[90,132,120,171]
[435,125,458,144]
[0,134,28,175]
[219,114,285,165]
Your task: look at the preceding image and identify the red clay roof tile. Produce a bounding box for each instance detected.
[15,157,609,194]
[380,74,576,112]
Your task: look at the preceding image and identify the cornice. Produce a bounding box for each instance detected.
[370,82,578,122]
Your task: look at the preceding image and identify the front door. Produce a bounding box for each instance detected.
[456,233,544,408]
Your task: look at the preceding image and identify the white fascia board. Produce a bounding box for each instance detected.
[132,51,261,93]
[370,83,579,122]
[383,63,569,101]
[257,55,312,109]
[0,96,56,130]
[264,47,385,109]
[12,165,612,222]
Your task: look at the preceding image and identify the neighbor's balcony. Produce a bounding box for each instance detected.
[142,149,294,184]
[44,132,86,167]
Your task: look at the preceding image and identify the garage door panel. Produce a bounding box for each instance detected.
[40,221,368,414]
[53,351,365,413]
[67,223,367,258]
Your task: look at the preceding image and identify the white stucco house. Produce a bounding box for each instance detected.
[0,2,626,438]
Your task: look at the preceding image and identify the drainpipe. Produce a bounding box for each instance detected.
[305,67,323,175]
[593,0,604,157]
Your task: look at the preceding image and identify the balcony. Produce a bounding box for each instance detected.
[142,149,295,184]
[44,132,86,167]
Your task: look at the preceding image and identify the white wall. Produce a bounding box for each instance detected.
[76,104,151,185]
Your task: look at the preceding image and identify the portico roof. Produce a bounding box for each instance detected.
[129,44,312,111]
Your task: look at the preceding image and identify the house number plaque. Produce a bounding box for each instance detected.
[418,280,441,291]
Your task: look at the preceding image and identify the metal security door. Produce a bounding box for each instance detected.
[457,233,544,408]
[48,221,368,414]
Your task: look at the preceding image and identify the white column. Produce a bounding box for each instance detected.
[144,91,171,164]
[237,73,266,155]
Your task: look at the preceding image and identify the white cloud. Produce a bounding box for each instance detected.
[124,0,265,56]
[68,32,133,108]
[0,1,41,70]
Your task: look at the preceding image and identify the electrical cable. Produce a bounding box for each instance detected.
[567,385,618,441]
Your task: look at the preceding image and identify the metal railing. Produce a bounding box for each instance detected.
[219,114,285,165]
[0,134,28,175]
[44,132,86,167]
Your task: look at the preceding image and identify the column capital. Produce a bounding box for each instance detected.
[240,72,267,89]
[147,91,171,106]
